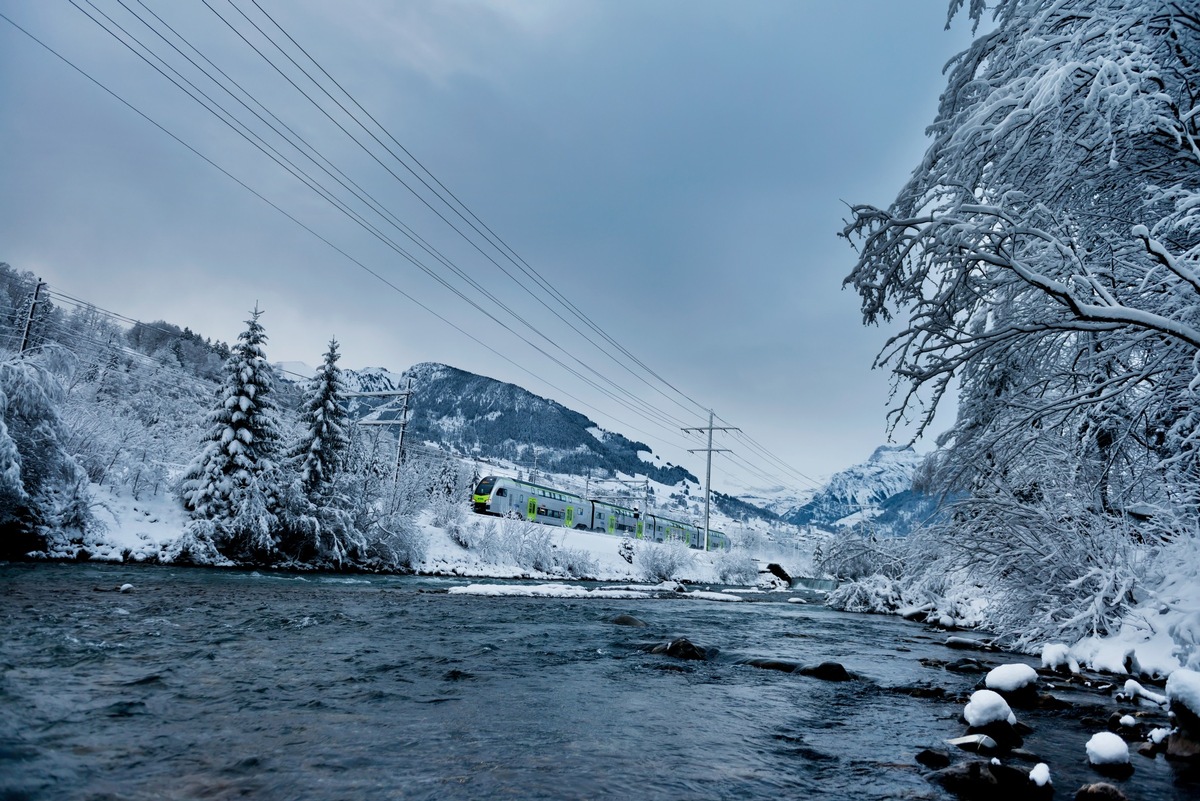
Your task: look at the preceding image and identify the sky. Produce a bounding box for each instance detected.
[0,0,980,496]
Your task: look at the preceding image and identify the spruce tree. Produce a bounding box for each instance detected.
[181,307,283,559]
[293,338,350,498]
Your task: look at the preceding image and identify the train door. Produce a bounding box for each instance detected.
[565,505,574,528]
[526,496,537,521]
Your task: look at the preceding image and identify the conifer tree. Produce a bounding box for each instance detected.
[293,338,350,497]
[181,306,283,559]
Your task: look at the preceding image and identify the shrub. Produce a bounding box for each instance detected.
[715,551,759,585]
[637,539,693,582]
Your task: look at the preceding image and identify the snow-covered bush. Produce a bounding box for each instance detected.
[431,495,468,531]
[167,519,228,566]
[637,539,693,582]
[826,574,905,613]
[715,551,759,585]
[926,492,1149,648]
[554,545,599,579]
[366,515,426,570]
[814,532,906,580]
[497,517,555,573]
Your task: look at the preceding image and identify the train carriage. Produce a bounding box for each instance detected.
[471,475,730,551]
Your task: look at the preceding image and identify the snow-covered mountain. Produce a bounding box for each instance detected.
[784,445,924,528]
[326,362,698,487]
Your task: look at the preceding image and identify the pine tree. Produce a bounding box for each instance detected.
[181,306,283,559]
[292,338,350,497]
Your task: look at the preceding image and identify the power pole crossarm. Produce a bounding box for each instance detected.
[681,410,739,551]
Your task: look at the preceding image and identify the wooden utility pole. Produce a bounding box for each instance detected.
[682,411,738,551]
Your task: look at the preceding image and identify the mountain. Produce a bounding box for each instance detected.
[784,445,925,529]
[333,362,697,486]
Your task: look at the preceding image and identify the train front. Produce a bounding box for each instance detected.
[472,476,497,514]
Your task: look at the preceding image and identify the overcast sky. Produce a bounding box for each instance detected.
[0,1,979,494]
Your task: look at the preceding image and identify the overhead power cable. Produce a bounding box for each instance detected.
[230,0,711,424]
[2,5,818,498]
[71,0,695,437]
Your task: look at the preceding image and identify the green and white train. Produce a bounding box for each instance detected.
[471,475,730,551]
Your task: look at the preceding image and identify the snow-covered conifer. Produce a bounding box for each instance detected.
[181,307,284,559]
[292,338,350,497]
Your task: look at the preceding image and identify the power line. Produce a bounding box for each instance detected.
[1,5,822,500]
[68,0,695,438]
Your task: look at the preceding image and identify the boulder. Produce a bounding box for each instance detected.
[930,759,1051,801]
[651,638,708,661]
[765,563,792,583]
[915,748,951,769]
[966,720,1024,750]
[611,614,647,627]
[1074,783,1130,801]
[1165,667,1200,760]
[797,661,853,682]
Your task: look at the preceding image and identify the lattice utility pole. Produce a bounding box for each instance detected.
[18,280,45,354]
[348,376,413,482]
[682,411,738,551]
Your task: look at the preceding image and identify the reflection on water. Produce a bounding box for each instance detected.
[0,563,1194,800]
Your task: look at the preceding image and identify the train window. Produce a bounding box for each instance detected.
[496,488,507,497]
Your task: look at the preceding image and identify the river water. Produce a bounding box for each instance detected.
[1,563,1196,800]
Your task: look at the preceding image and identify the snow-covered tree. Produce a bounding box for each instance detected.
[844,0,1200,517]
[292,338,350,497]
[839,0,1200,642]
[0,350,92,556]
[180,307,284,560]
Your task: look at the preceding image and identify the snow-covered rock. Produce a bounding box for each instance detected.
[1029,763,1051,787]
[963,690,1017,727]
[985,663,1038,693]
[1167,667,1200,716]
[1085,732,1130,765]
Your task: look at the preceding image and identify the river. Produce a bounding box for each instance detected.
[1,563,1195,800]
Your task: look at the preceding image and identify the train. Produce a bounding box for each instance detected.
[471,475,730,552]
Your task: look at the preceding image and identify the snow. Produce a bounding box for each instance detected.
[1085,731,1130,765]
[1040,643,1079,673]
[1166,667,1200,717]
[1148,727,1171,744]
[963,689,1017,727]
[1029,763,1051,787]
[683,590,743,603]
[449,583,652,600]
[985,663,1038,692]
[1122,679,1167,706]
